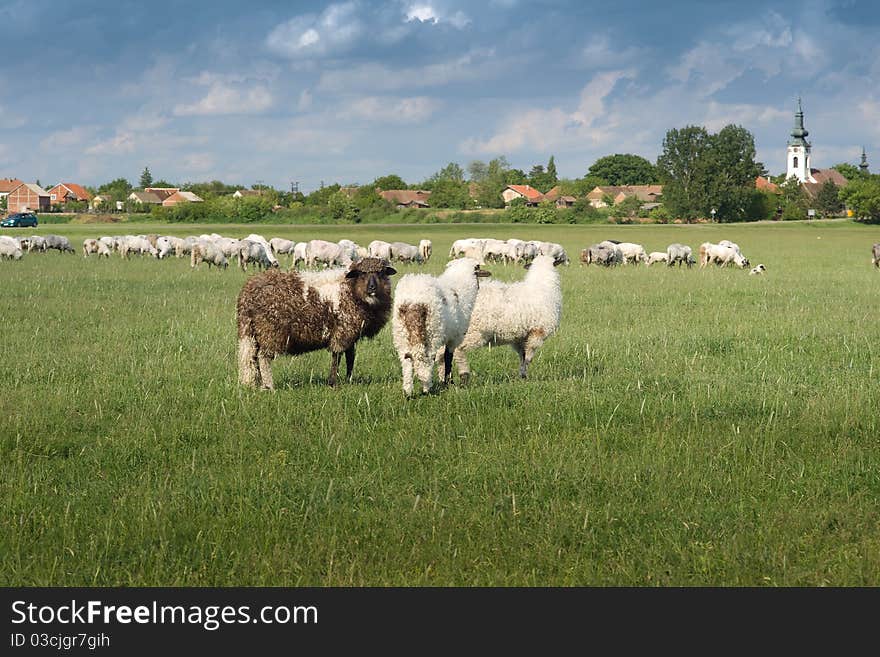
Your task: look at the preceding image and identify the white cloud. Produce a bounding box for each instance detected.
[318,48,497,92]
[404,3,470,28]
[173,84,273,116]
[460,70,630,155]
[85,132,137,156]
[266,2,363,59]
[341,96,439,123]
[182,153,214,173]
[39,126,94,151]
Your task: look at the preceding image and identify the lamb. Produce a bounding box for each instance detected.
[666,243,694,268]
[646,251,669,266]
[419,239,432,262]
[749,263,767,275]
[872,243,880,268]
[0,238,23,260]
[453,255,561,383]
[392,257,490,397]
[43,234,76,254]
[237,257,397,389]
[190,241,228,269]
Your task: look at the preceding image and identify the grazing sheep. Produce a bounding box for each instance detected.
[237,257,397,389]
[119,236,158,258]
[454,255,561,383]
[270,238,296,257]
[238,239,277,272]
[419,239,432,262]
[338,239,367,262]
[699,242,750,269]
[533,241,570,265]
[646,251,669,266]
[390,241,423,264]
[43,234,76,254]
[307,239,348,268]
[26,235,48,252]
[392,258,490,397]
[749,264,767,275]
[368,240,392,261]
[450,238,484,258]
[190,241,228,269]
[617,242,648,265]
[292,241,309,268]
[156,236,187,259]
[242,234,279,267]
[0,238,23,260]
[872,243,880,268]
[83,238,110,258]
[666,243,694,268]
[582,241,623,267]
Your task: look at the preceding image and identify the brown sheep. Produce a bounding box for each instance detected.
[236,257,397,389]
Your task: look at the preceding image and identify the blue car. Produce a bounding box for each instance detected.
[1,212,39,228]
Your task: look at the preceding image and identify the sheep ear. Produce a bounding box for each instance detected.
[383,266,397,276]
[345,269,360,278]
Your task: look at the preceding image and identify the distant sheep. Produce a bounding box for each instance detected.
[392,258,490,396]
[238,239,277,272]
[43,234,76,254]
[582,241,623,267]
[699,242,750,269]
[646,251,669,266]
[617,242,647,265]
[419,239,432,262]
[0,237,23,260]
[190,241,228,269]
[390,241,423,264]
[368,240,392,261]
[237,257,397,389]
[872,243,880,268]
[454,255,561,383]
[666,243,694,268]
[307,239,348,268]
[749,264,767,275]
[83,238,110,258]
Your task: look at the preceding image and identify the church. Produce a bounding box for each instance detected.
[784,98,851,197]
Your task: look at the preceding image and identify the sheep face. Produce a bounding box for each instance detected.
[345,257,397,306]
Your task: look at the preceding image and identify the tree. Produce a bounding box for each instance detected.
[373,174,407,191]
[656,126,713,220]
[97,177,132,200]
[656,124,763,222]
[467,160,489,182]
[816,180,843,217]
[588,153,657,186]
[839,175,880,222]
[327,190,359,222]
[422,162,465,189]
[778,176,809,220]
[429,179,469,209]
[546,155,558,187]
[832,163,868,183]
[139,167,153,189]
[306,183,341,206]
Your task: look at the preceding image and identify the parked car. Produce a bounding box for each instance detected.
[1,212,39,228]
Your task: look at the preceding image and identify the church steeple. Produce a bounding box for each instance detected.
[786,97,813,183]
[859,147,869,173]
[788,97,810,148]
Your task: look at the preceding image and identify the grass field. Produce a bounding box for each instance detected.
[2,220,880,586]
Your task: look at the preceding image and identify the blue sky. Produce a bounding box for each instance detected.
[1,0,878,192]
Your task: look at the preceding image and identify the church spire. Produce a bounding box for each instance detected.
[859,147,869,172]
[789,97,810,147]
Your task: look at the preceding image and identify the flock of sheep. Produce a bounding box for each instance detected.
[237,251,563,397]
[581,238,767,275]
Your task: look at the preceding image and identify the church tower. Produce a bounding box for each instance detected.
[859,147,869,174]
[786,98,813,182]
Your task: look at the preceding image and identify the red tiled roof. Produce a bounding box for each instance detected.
[755,176,780,193]
[542,185,561,201]
[53,183,93,201]
[506,184,543,201]
[0,178,24,194]
[810,168,848,187]
[587,185,663,202]
[145,187,179,201]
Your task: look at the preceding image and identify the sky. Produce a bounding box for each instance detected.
[1,0,878,193]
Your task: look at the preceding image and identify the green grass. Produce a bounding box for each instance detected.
[2,220,880,586]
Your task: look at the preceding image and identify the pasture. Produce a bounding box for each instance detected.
[2,220,879,586]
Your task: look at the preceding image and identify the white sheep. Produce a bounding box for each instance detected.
[749,263,767,275]
[0,236,23,260]
[307,239,348,268]
[419,239,432,262]
[454,254,561,383]
[390,241,423,263]
[646,251,669,266]
[392,257,490,396]
[368,240,392,261]
[191,241,228,269]
[617,242,648,265]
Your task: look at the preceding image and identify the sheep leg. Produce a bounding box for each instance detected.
[442,347,453,386]
[238,336,261,388]
[328,351,341,387]
[257,352,274,390]
[453,347,471,386]
[345,345,356,382]
[512,342,527,378]
[413,357,433,394]
[521,330,545,379]
[401,356,415,397]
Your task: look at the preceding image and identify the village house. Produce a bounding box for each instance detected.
[7,183,50,212]
[162,191,203,207]
[47,182,93,206]
[0,178,24,204]
[586,185,663,208]
[501,184,544,206]
[542,186,577,208]
[379,189,431,208]
[128,191,163,205]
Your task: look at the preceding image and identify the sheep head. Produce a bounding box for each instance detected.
[345,257,397,306]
